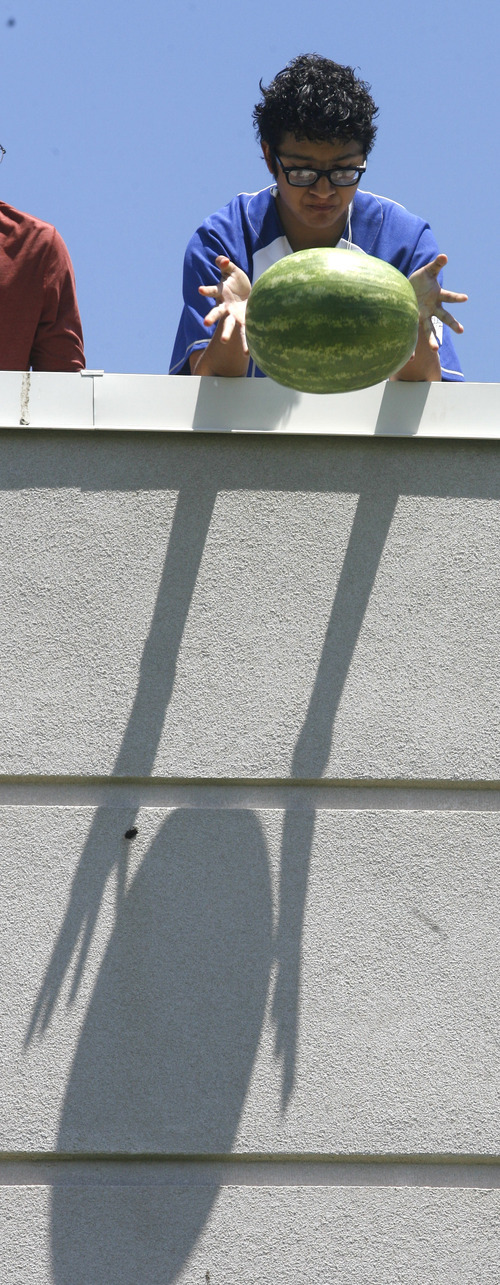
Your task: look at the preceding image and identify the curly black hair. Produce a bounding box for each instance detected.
[253,54,378,159]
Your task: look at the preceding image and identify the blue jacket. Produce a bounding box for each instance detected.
[170,185,463,381]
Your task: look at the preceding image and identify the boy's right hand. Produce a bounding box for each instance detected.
[199,255,251,349]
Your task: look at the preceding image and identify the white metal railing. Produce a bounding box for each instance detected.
[0,370,498,437]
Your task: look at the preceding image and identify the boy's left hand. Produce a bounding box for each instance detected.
[410,253,467,349]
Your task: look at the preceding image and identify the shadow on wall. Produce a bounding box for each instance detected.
[51,807,272,1285]
[191,376,301,432]
[23,436,400,1280]
[21,466,273,1283]
[272,476,399,1105]
[25,474,221,1031]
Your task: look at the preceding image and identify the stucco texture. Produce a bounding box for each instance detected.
[0,1184,499,1285]
[2,805,498,1155]
[0,431,497,778]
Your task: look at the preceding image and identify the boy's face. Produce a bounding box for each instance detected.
[262,133,365,247]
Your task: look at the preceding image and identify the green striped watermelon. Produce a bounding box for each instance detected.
[245,247,419,393]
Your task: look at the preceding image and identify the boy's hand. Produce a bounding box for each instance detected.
[409,253,467,349]
[199,255,251,349]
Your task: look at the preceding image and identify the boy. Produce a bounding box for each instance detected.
[170,54,465,382]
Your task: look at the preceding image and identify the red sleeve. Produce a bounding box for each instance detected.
[29,227,85,372]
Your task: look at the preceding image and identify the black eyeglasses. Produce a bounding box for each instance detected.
[273,151,366,188]
[0,146,5,164]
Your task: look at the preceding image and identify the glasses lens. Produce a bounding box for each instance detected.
[287,169,319,187]
[329,168,359,186]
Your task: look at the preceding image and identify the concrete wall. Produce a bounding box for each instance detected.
[1,377,499,1282]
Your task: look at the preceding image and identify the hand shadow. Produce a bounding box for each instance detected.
[272,477,399,1107]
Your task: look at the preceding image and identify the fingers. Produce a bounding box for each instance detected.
[202,301,248,348]
[199,256,234,297]
[426,252,448,278]
[422,308,462,345]
[439,290,468,304]
[437,308,464,335]
[220,312,236,344]
[220,314,248,352]
[420,314,440,350]
[203,302,227,327]
[413,278,467,335]
[219,314,248,352]
[422,317,439,350]
[411,253,448,284]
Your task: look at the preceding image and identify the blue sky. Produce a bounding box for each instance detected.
[0,0,496,380]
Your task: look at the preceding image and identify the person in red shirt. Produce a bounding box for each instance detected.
[0,145,85,371]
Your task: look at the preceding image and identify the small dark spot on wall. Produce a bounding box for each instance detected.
[124,827,138,840]
[413,907,448,940]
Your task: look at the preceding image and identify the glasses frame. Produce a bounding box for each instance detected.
[273,151,366,188]
[0,146,6,164]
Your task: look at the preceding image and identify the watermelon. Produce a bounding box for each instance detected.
[245,247,420,394]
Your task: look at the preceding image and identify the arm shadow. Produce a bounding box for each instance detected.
[273,477,400,1107]
[25,476,219,1042]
